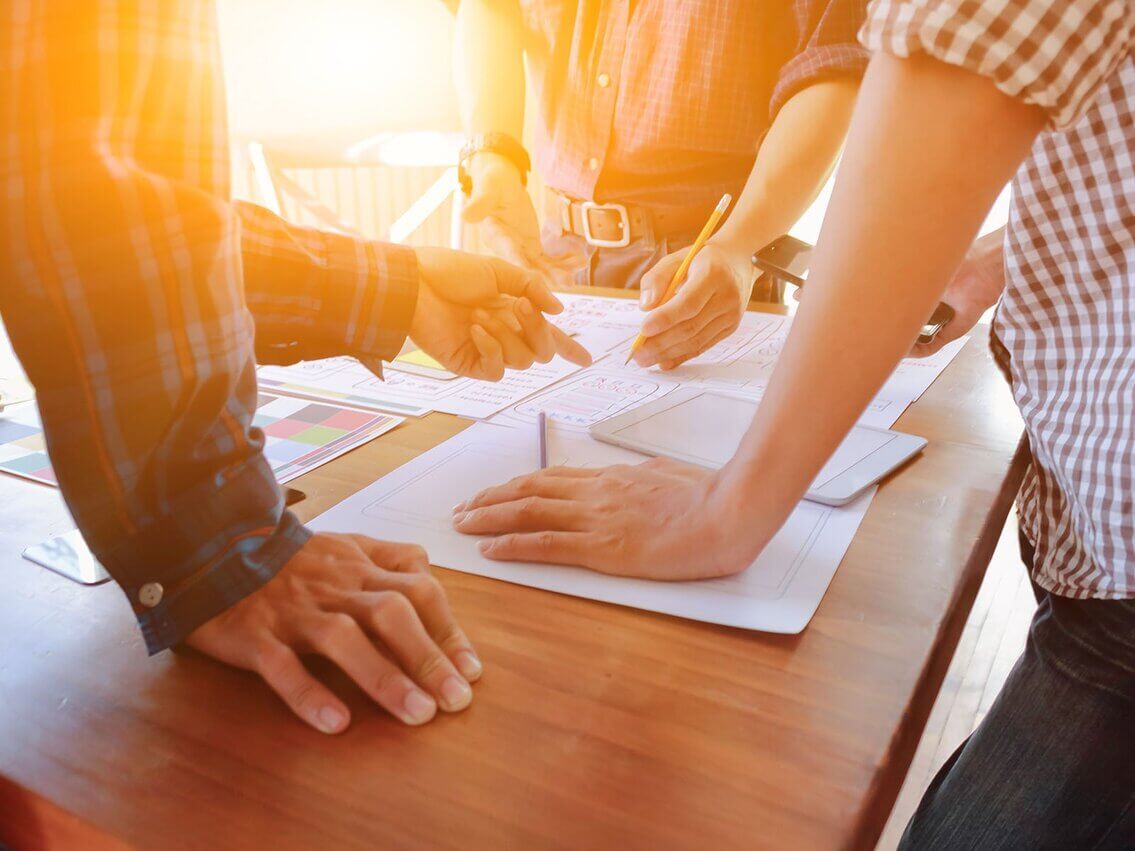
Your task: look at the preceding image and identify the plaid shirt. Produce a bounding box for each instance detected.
[862,0,1135,599]
[520,0,868,207]
[1,1,419,653]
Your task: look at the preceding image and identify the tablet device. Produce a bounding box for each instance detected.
[589,388,927,506]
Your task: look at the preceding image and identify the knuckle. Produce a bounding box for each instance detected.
[289,681,319,713]
[517,496,540,520]
[415,652,449,683]
[253,637,286,675]
[534,531,558,552]
[314,614,354,648]
[409,574,445,606]
[375,590,415,621]
[372,666,408,701]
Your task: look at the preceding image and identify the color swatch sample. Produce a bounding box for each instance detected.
[0,393,402,488]
[252,392,403,482]
[0,402,54,484]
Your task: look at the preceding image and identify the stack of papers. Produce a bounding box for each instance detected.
[6,295,965,630]
[304,296,967,633]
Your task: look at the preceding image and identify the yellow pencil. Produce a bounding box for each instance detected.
[625,193,733,365]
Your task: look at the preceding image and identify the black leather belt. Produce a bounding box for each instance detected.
[552,191,719,248]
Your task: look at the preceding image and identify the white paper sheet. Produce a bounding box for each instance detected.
[550,293,645,355]
[502,309,967,432]
[309,422,873,633]
[258,354,582,420]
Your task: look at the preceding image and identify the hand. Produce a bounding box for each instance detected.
[910,240,1005,357]
[451,458,756,579]
[186,533,483,734]
[633,241,755,370]
[411,246,591,380]
[462,152,583,288]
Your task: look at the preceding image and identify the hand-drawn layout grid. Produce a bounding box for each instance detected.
[493,370,679,431]
[311,423,872,632]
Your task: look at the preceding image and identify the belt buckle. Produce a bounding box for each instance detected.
[580,201,631,248]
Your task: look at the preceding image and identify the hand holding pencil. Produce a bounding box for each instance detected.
[635,196,749,372]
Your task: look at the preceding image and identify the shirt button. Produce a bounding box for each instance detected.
[597,72,611,88]
[138,582,164,608]
[588,157,600,171]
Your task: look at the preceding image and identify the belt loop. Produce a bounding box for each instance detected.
[559,193,572,235]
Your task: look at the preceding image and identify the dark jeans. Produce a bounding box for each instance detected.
[899,540,1135,849]
[542,228,783,302]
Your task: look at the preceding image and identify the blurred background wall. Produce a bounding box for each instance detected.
[217,0,477,247]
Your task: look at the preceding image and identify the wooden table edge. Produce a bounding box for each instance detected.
[851,436,1030,848]
[0,289,1026,850]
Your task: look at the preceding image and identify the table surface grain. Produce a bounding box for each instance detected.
[0,294,1026,851]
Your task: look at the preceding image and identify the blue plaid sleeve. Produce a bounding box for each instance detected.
[3,4,426,655]
[770,0,870,120]
[237,202,420,368]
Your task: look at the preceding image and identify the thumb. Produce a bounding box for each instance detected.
[462,175,500,223]
[639,252,684,310]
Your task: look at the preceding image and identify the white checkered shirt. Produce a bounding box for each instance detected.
[861,0,1135,599]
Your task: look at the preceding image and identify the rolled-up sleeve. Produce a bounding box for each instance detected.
[860,0,1134,128]
[237,202,419,368]
[771,0,871,119]
[1,2,312,655]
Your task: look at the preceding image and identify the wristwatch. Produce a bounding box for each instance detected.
[458,133,531,195]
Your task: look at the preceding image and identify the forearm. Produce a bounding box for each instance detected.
[454,0,525,138]
[713,54,1044,554]
[714,79,860,256]
[0,3,307,653]
[236,202,419,366]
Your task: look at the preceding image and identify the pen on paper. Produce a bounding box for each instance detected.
[626,193,732,364]
[537,410,548,470]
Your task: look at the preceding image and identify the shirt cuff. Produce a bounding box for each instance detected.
[770,44,869,121]
[98,449,311,654]
[859,0,1133,129]
[304,237,420,363]
[238,201,420,367]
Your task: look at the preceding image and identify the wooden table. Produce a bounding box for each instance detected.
[0,298,1026,850]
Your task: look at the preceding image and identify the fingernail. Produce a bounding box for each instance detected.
[440,676,473,711]
[639,290,651,307]
[452,501,466,513]
[452,512,467,527]
[477,539,493,554]
[317,706,346,734]
[456,650,483,680]
[403,690,437,725]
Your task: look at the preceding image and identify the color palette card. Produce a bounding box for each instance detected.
[0,402,54,484]
[0,393,403,488]
[252,392,403,482]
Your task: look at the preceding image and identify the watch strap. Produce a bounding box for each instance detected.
[458,133,531,194]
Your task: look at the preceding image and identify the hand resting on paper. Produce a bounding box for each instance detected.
[187,532,482,733]
[451,457,758,579]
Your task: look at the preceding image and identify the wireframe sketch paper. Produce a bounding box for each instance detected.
[550,293,645,355]
[515,310,967,432]
[309,422,873,633]
[258,354,583,420]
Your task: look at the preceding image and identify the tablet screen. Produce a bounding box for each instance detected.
[606,391,901,487]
